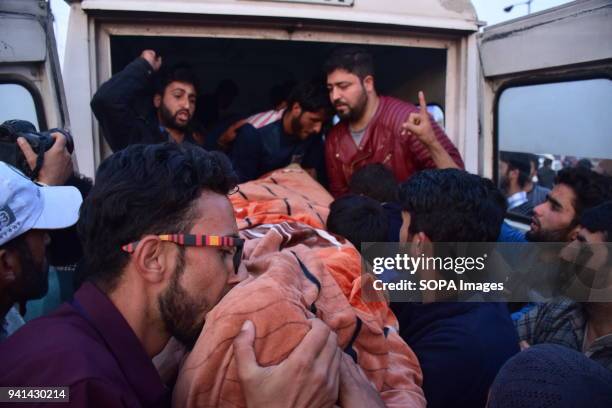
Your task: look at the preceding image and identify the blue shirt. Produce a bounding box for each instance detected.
[497,222,528,242]
[230,120,327,185]
[393,302,519,408]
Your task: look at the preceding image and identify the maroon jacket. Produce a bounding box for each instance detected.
[0,283,170,407]
[325,96,464,197]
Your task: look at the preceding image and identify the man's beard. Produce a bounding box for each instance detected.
[158,249,206,350]
[14,240,49,301]
[159,103,190,131]
[290,114,306,139]
[526,224,575,242]
[499,173,510,193]
[335,86,368,122]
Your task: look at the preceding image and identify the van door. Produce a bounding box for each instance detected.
[0,0,69,135]
[478,0,612,182]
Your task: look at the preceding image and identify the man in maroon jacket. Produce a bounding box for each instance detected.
[324,46,464,197]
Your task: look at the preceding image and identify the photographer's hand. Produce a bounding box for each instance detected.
[17,132,73,185]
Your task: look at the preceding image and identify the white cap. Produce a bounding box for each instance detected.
[0,162,83,246]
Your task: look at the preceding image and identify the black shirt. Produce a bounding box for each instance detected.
[91,58,197,152]
[230,119,327,185]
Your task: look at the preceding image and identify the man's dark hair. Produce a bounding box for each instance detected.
[269,80,297,108]
[500,151,531,188]
[323,46,375,80]
[349,163,398,203]
[77,143,237,292]
[399,169,506,242]
[580,201,612,241]
[286,81,333,116]
[154,63,199,96]
[543,158,553,167]
[327,194,388,250]
[556,167,612,223]
[577,158,593,170]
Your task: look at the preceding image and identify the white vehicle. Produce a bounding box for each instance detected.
[1,0,611,181]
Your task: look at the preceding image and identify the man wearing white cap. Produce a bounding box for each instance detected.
[0,162,82,340]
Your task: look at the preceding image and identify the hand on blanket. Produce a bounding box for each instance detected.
[338,352,385,408]
[234,319,341,408]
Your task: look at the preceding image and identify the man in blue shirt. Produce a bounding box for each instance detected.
[394,169,520,408]
[230,81,332,185]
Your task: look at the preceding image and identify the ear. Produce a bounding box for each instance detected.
[411,232,429,245]
[153,93,162,109]
[508,168,519,182]
[412,232,433,256]
[0,248,19,288]
[399,211,411,243]
[362,75,375,93]
[567,225,581,242]
[131,236,173,285]
[291,102,302,116]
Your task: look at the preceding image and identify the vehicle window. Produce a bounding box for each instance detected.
[498,78,612,177]
[427,104,445,130]
[0,83,40,130]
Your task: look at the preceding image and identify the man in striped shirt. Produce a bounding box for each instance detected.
[324,47,464,197]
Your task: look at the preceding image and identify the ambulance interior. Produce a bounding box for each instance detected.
[109,35,448,129]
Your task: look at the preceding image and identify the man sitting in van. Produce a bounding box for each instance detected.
[91,50,200,152]
[324,46,464,197]
[230,81,332,184]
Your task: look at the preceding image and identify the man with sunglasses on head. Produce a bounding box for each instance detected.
[0,143,342,407]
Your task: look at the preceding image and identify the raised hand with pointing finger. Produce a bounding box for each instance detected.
[401,91,460,170]
[401,91,437,146]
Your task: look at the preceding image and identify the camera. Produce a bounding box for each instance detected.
[0,119,74,179]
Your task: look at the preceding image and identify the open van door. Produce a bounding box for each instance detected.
[479,0,612,187]
[63,0,482,178]
[0,0,69,136]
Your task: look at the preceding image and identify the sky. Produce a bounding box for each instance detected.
[49,0,574,68]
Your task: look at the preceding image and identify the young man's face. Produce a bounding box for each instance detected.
[158,191,244,349]
[528,183,578,242]
[155,81,197,130]
[326,69,369,122]
[288,104,327,140]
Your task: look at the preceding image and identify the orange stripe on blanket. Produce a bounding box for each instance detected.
[230,166,332,230]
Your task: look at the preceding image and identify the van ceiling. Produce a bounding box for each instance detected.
[110,36,446,115]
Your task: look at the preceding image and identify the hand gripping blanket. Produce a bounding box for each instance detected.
[172,168,425,408]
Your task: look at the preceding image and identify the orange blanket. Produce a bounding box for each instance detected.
[230,165,332,230]
[173,168,425,407]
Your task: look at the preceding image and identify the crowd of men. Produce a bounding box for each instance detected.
[1,46,612,407]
